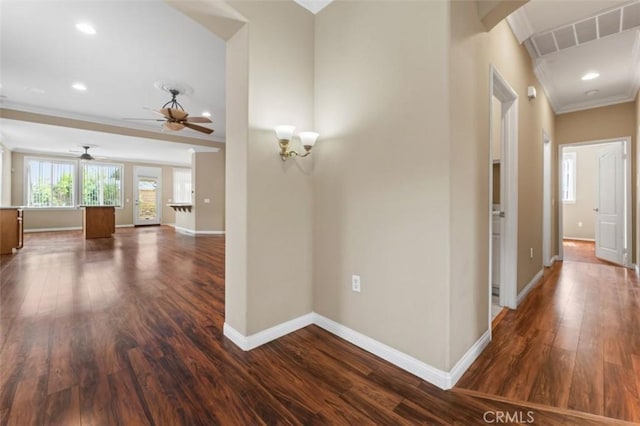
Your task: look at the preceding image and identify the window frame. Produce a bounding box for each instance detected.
[23,156,77,209]
[562,151,577,204]
[79,161,125,208]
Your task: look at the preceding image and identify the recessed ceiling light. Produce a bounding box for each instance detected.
[72,82,87,91]
[585,89,600,96]
[202,111,211,117]
[581,72,600,81]
[75,22,96,35]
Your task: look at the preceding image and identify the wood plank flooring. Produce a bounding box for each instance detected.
[1,228,633,425]
[563,239,620,266]
[457,241,640,423]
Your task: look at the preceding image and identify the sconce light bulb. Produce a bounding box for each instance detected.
[299,131,319,151]
[274,125,295,141]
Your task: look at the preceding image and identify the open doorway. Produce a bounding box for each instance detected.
[488,66,519,332]
[558,138,632,267]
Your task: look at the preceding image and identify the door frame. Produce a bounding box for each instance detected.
[488,64,519,336]
[557,137,632,268]
[133,166,163,226]
[542,131,552,267]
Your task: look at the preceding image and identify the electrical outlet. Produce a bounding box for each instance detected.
[578,221,583,227]
[530,248,534,259]
[204,198,211,204]
[351,275,361,293]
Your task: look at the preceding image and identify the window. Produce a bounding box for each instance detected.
[562,152,576,203]
[25,158,75,207]
[81,163,123,206]
[173,168,192,203]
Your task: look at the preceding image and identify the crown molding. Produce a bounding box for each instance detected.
[532,59,560,113]
[555,94,638,115]
[506,8,535,44]
[293,0,333,14]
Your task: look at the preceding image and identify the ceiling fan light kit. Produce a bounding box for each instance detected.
[126,83,215,135]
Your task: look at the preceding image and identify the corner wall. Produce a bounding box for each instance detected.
[314,1,452,370]
[212,1,315,336]
[449,2,555,366]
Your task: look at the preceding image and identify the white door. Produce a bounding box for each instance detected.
[133,166,162,226]
[595,143,624,265]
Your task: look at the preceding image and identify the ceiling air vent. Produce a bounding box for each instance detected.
[533,33,558,55]
[575,18,598,44]
[553,26,576,49]
[623,2,640,30]
[528,0,640,58]
[598,9,621,37]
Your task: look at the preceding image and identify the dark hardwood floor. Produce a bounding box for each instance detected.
[457,241,640,423]
[0,227,632,425]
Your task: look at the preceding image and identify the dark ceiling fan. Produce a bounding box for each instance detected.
[125,88,214,135]
[69,145,106,161]
[79,145,94,160]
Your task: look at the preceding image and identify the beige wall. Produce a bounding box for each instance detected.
[0,143,11,206]
[449,3,555,366]
[562,145,601,240]
[11,151,185,230]
[194,150,225,231]
[314,1,451,369]
[636,91,640,265]
[555,102,636,260]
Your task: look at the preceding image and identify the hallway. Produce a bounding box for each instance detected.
[457,247,640,423]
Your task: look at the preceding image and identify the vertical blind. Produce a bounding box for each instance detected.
[173,168,192,203]
[26,158,75,207]
[82,163,123,206]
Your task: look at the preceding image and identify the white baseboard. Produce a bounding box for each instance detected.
[223,313,314,351]
[24,226,82,233]
[224,311,490,390]
[172,225,225,236]
[448,330,491,388]
[516,269,543,306]
[313,313,450,389]
[544,255,559,267]
[636,264,639,275]
[116,224,134,228]
[563,237,595,242]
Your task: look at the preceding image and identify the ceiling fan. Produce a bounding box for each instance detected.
[70,145,106,161]
[125,88,214,135]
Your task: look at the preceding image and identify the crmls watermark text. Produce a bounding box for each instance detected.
[483,410,535,424]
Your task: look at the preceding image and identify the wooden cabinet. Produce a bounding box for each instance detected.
[83,206,115,239]
[0,208,22,255]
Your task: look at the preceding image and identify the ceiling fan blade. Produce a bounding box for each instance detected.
[162,107,188,121]
[185,116,212,123]
[164,122,185,131]
[122,118,166,121]
[184,122,214,134]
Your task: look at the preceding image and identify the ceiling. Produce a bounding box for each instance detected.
[0,0,226,164]
[508,0,640,114]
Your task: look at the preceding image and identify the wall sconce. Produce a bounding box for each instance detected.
[274,125,319,161]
